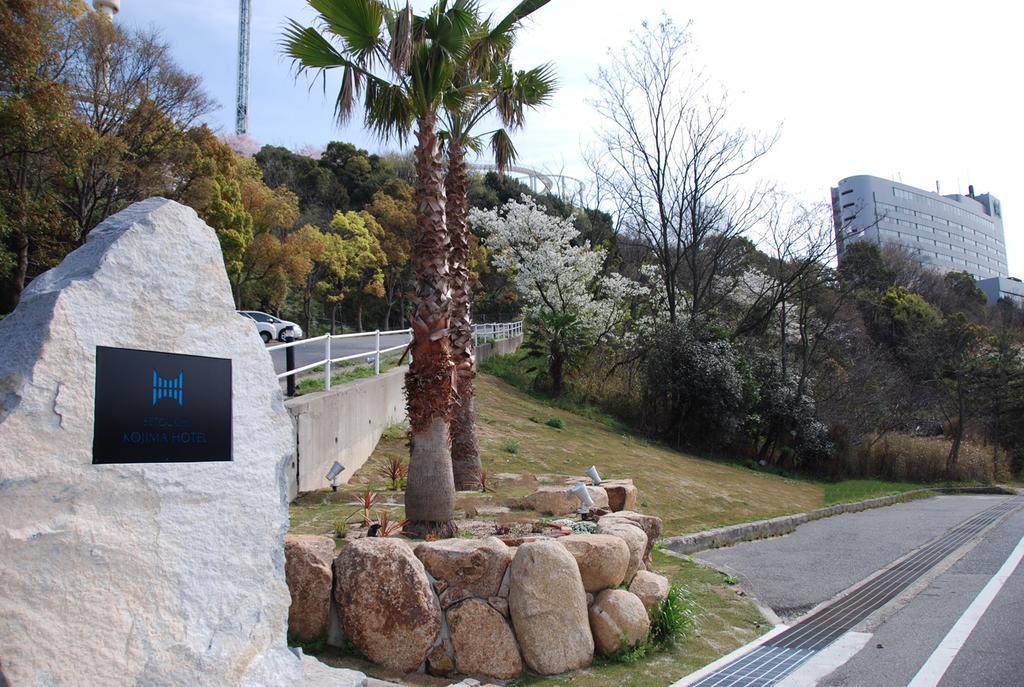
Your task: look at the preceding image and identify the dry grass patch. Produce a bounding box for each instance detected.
[322,374,823,538]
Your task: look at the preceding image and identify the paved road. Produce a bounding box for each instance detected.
[695,495,1024,686]
[267,332,410,376]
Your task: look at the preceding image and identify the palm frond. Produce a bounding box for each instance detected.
[336,66,357,123]
[365,78,415,141]
[281,19,348,70]
[463,133,486,156]
[489,0,551,39]
[308,0,385,63]
[489,128,519,172]
[387,2,414,74]
[495,63,556,129]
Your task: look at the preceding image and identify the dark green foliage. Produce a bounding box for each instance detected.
[747,355,833,473]
[545,416,565,429]
[254,144,349,224]
[642,324,746,447]
[839,242,895,293]
[649,585,694,648]
[319,141,404,209]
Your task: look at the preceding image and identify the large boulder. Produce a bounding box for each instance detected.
[602,479,639,512]
[595,520,647,584]
[557,534,630,593]
[524,485,609,515]
[333,538,441,673]
[629,571,671,613]
[414,536,513,598]
[588,590,651,656]
[599,511,663,568]
[0,200,312,685]
[448,598,523,680]
[508,540,594,675]
[284,535,335,641]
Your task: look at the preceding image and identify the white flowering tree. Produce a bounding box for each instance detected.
[471,196,644,396]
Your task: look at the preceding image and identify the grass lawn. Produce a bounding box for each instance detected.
[312,548,769,687]
[291,373,825,538]
[821,479,929,506]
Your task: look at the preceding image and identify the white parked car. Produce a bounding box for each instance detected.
[238,311,304,344]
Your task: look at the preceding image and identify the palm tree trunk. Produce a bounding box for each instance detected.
[446,141,482,490]
[404,114,458,539]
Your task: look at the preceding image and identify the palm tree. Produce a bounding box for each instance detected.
[443,30,555,490]
[283,0,477,538]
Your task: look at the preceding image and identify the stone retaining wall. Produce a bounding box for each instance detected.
[285,511,666,682]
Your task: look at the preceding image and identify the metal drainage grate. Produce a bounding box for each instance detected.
[689,498,1021,687]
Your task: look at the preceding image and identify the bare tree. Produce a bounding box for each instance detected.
[590,17,776,327]
[60,13,216,237]
[732,198,838,365]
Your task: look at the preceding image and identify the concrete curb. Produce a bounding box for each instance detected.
[663,486,1016,556]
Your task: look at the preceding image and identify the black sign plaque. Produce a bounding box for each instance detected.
[93,346,233,464]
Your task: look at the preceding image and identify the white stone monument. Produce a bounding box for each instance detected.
[0,199,362,686]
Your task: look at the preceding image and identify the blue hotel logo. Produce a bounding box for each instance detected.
[152,370,184,407]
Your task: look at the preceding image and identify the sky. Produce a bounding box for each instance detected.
[111,0,1024,275]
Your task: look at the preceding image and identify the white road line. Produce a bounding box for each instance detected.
[777,631,873,687]
[906,532,1024,687]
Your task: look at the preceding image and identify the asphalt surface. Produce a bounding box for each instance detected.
[695,495,1024,686]
[696,495,1009,618]
[267,332,411,376]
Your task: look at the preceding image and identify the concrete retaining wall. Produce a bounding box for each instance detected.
[475,334,523,366]
[285,367,407,500]
[284,334,524,500]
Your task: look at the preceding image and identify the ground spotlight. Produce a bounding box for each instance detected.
[586,465,602,485]
[570,483,594,514]
[326,461,344,491]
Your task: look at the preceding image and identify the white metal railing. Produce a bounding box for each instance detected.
[472,320,523,345]
[268,320,523,393]
[267,327,411,392]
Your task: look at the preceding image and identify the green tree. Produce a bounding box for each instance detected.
[838,242,895,293]
[0,0,88,312]
[326,210,387,332]
[175,128,299,307]
[284,0,549,537]
[60,11,214,236]
[255,144,349,226]
[365,183,415,329]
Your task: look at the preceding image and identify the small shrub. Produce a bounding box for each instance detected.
[332,520,347,538]
[377,456,408,491]
[723,575,738,585]
[606,638,650,664]
[570,521,597,534]
[546,416,565,429]
[372,509,407,537]
[504,439,521,454]
[359,489,377,527]
[529,415,543,424]
[650,585,694,648]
